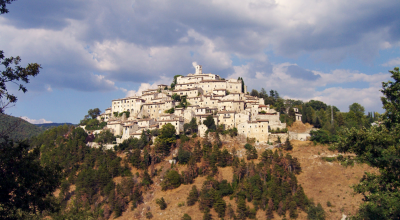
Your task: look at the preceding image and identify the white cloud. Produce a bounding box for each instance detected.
[228,62,391,112]
[20,116,52,124]
[125,75,171,97]
[382,57,400,67]
[312,86,383,113]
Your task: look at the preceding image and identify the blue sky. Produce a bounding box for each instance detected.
[1,0,400,124]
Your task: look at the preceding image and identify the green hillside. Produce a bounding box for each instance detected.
[0,114,44,141]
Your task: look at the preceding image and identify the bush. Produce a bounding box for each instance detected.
[161,169,182,190]
[165,108,175,114]
[181,213,192,220]
[156,197,167,210]
[145,212,153,219]
[310,130,338,144]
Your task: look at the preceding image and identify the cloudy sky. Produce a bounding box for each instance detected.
[1,0,399,124]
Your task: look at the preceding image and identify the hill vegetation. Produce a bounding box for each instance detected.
[0,114,44,141]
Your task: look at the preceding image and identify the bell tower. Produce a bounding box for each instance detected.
[195,65,202,74]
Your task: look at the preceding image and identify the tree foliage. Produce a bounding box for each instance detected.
[337,67,400,219]
[0,51,41,113]
[0,138,61,219]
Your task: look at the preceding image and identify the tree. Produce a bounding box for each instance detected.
[0,51,41,113]
[307,100,327,111]
[161,169,182,190]
[381,67,400,128]
[203,115,216,130]
[0,138,61,219]
[187,185,199,206]
[284,137,293,151]
[307,203,325,220]
[250,89,259,97]
[87,108,101,119]
[266,199,274,220]
[95,129,116,144]
[213,198,226,218]
[141,170,153,187]
[337,67,400,219]
[155,123,176,157]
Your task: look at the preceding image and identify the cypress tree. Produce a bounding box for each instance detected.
[236,197,247,220]
[203,207,212,220]
[226,203,235,219]
[288,201,297,219]
[213,198,226,218]
[141,170,153,187]
[283,137,293,151]
[187,185,199,206]
[266,199,274,220]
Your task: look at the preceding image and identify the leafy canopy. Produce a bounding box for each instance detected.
[337,67,400,219]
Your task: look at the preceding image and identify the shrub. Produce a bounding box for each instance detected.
[165,108,175,114]
[327,201,332,207]
[161,169,182,190]
[156,197,167,210]
[145,212,153,219]
[181,213,192,220]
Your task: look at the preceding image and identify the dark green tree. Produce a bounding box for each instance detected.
[0,51,40,113]
[0,139,61,219]
[87,108,101,119]
[202,207,212,220]
[307,203,325,220]
[204,115,216,130]
[161,169,182,190]
[187,185,199,206]
[381,67,400,128]
[214,198,226,218]
[141,170,153,187]
[283,137,293,151]
[155,123,176,157]
[337,67,400,219]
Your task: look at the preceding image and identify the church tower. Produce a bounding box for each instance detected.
[195,65,202,74]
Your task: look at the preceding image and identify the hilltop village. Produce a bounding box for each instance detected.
[97,65,301,143]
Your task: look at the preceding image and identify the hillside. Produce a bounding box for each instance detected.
[112,140,374,220]
[0,114,44,141]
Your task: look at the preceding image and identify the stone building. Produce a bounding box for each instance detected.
[100,64,297,143]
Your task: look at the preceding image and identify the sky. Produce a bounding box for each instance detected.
[1,0,400,124]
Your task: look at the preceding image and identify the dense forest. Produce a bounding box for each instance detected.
[0,114,44,141]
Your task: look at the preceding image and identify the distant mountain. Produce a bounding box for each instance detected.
[0,114,45,141]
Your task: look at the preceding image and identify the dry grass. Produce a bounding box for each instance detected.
[288,121,313,133]
[290,140,376,219]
